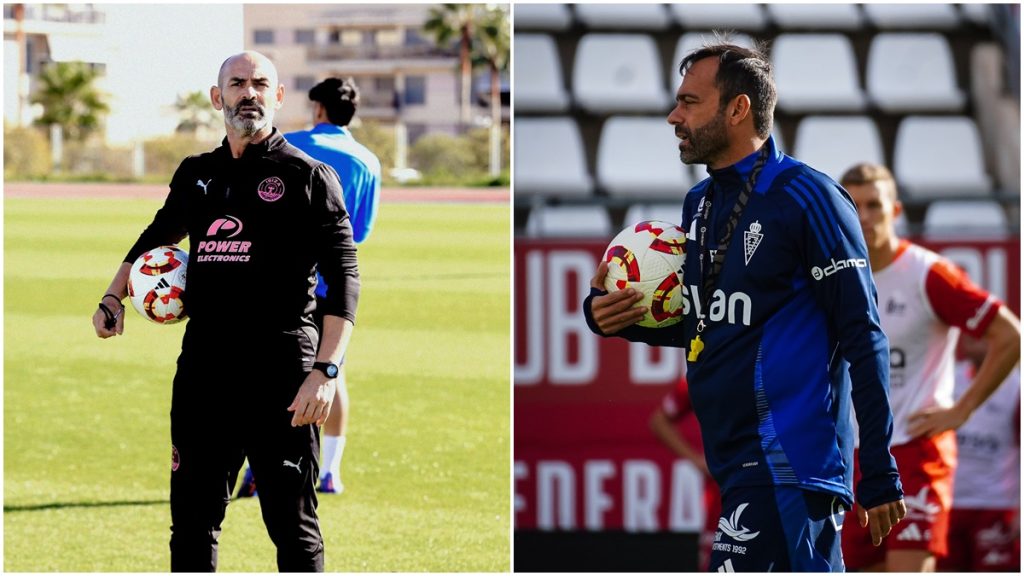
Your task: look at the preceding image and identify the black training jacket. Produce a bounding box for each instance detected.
[125,128,359,332]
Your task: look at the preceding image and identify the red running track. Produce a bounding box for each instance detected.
[3,182,509,203]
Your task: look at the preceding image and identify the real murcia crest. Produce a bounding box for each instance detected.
[743,220,764,265]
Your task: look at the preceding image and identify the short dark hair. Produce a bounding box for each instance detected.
[309,77,359,127]
[678,40,776,139]
[840,162,900,200]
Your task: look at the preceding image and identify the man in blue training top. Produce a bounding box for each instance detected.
[239,77,381,497]
[584,41,906,572]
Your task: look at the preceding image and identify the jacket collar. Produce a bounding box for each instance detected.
[218,127,286,159]
[705,134,781,192]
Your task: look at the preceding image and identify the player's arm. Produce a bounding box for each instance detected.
[358,167,381,243]
[802,179,905,542]
[649,408,709,476]
[908,265,1021,437]
[93,162,190,338]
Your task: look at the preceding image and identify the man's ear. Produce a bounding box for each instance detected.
[729,94,751,127]
[210,85,223,111]
[274,83,285,110]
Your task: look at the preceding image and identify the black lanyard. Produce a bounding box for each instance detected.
[689,146,769,362]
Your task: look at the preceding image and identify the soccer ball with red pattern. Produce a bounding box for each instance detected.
[603,221,686,328]
[127,245,188,324]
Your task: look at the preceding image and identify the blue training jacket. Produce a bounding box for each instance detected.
[585,136,902,510]
[286,123,382,299]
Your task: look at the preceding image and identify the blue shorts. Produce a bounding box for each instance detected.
[709,486,846,572]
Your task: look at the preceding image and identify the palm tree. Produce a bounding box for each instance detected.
[174,90,217,137]
[473,5,509,177]
[31,60,109,141]
[424,3,479,127]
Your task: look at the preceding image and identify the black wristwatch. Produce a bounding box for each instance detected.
[312,361,339,379]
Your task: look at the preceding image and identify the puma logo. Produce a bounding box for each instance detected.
[196,179,213,194]
[282,457,302,473]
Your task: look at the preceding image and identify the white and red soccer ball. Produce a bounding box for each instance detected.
[603,220,686,328]
[127,245,188,324]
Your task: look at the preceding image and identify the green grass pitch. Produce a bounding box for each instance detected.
[4,197,510,571]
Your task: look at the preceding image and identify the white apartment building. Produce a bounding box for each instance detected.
[243,4,507,143]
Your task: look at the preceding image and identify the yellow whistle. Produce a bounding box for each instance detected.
[688,336,704,362]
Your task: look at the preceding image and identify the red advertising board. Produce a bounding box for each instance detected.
[514,236,1020,532]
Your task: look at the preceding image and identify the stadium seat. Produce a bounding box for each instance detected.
[794,116,884,182]
[515,34,570,113]
[623,203,686,228]
[960,3,993,26]
[772,34,866,112]
[597,116,694,198]
[893,116,992,199]
[525,205,612,238]
[670,32,755,93]
[514,4,573,31]
[573,34,668,113]
[867,33,965,112]
[669,4,767,30]
[863,3,961,29]
[515,117,593,197]
[574,3,669,30]
[923,200,1007,237]
[766,4,863,30]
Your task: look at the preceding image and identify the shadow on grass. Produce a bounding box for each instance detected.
[4,499,168,513]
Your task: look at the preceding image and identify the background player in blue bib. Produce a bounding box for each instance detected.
[238,77,381,497]
[585,40,906,572]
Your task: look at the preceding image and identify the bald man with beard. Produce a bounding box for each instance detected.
[92,51,360,572]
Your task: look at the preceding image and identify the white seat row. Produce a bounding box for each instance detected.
[524,205,612,238]
[522,200,1008,239]
[515,3,978,32]
[773,32,963,113]
[518,32,965,114]
[515,115,992,201]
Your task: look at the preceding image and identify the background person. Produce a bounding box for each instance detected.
[840,162,1021,572]
[648,375,720,571]
[941,334,1020,572]
[238,77,381,497]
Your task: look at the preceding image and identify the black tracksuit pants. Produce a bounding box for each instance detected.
[169,323,323,572]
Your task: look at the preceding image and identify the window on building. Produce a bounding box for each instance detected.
[25,38,35,73]
[328,30,341,44]
[374,76,396,93]
[253,29,274,44]
[294,29,315,45]
[405,28,429,46]
[341,30,362,46]
[295,75,316,92]
[377,29,400,46]
[404,76,426,105]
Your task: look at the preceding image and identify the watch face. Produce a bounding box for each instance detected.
[326,364,339,378]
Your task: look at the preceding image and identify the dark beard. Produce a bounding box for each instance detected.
[679,111,729,166]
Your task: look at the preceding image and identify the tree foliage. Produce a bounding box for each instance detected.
[174,90,218,136]
[30,61,109,141]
